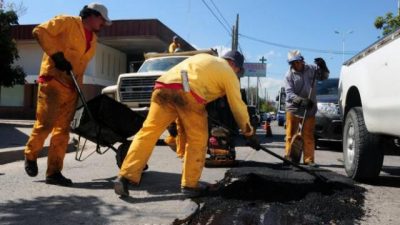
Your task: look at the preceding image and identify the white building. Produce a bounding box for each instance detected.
[1,19,195,118]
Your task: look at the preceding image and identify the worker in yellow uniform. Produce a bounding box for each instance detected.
[23,3,111,186]
[168,35,181,53]
[114,50,261,197]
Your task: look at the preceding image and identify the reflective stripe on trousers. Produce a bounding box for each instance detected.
[284,112,316,164]
[24,79,77,176]
[119,88,208,188]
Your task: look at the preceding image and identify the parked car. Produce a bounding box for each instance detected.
[276,110,285,126]
[247,106,261,128]
[314,78,342,142]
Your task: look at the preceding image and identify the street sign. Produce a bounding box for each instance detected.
[243,63,266,77]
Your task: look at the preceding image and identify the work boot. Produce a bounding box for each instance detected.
[181,182,210,198]
[45,172,73,186]
[24,158,38,177]
[114,176,130,197]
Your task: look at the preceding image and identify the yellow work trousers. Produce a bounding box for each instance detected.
[164,119,186,158]
[175,120,187,158]
[119,88,208,188]
[284,112,316,164]
[24,79,77,176]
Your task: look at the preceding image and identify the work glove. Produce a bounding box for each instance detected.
[293,96,314,109]
[51,52,72,72]
[314,57,328,72]
[245,134,261,151]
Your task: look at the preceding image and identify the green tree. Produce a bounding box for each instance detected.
[0,9,26,87]
[374,12,400,36]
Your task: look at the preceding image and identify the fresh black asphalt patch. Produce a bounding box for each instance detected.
[187,161,365,225]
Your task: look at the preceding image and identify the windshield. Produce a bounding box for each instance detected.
[138,57,187,72]
[316,78,339,96]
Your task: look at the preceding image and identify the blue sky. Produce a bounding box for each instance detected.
[14,0,398,99]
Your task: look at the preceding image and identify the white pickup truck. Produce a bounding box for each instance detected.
[339,28,400,181]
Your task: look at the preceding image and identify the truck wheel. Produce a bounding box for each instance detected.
[342,107,383,181]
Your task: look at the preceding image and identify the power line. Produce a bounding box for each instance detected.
[201,0,231,35]
[201,1,357,55]
[209,0,231,30]
[239,33,357,55]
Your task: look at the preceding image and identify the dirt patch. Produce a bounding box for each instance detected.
[188,163,366,225]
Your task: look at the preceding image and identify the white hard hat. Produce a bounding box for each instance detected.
[287,50,304,64]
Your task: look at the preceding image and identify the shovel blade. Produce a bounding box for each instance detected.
[289,134,303,163]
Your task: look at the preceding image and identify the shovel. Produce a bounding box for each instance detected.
[258,144,328,183]
[288,71,318,163]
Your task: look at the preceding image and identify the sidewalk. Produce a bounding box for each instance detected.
[0,119,76,165]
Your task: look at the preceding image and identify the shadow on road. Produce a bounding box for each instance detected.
[53,171,183,195]
[0,195,127,225]
[371,175,400,188]
[0,124,30,149]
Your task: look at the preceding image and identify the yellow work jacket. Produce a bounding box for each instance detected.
[33,15,97,86]
[168,42,181,53]
[157,53,253,136]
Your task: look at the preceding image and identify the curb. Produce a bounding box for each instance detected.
[0,141,77,165]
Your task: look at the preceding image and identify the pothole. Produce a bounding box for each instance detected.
[188,163,366,225]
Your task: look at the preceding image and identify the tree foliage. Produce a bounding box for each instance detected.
[374,12,400,36]
[0,9,26,87]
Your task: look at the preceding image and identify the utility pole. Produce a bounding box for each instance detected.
[257,56,267,111]
[231,14,239,51]
[398,0,400,16]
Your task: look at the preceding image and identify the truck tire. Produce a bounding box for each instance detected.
[342,107,383,181]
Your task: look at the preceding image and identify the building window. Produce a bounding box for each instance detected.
[0,85,24,106]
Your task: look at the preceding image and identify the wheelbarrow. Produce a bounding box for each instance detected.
[68,71,145,168]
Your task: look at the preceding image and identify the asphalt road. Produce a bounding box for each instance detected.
[1,120,400,225]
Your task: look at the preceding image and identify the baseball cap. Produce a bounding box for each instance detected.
[87,3,112,26]
[222,50,244,70]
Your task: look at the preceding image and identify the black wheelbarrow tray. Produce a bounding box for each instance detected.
[68,71,145,167]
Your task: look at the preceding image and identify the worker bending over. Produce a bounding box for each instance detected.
[114,50,260,197]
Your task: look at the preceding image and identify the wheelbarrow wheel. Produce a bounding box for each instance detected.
[116,141,148,171]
